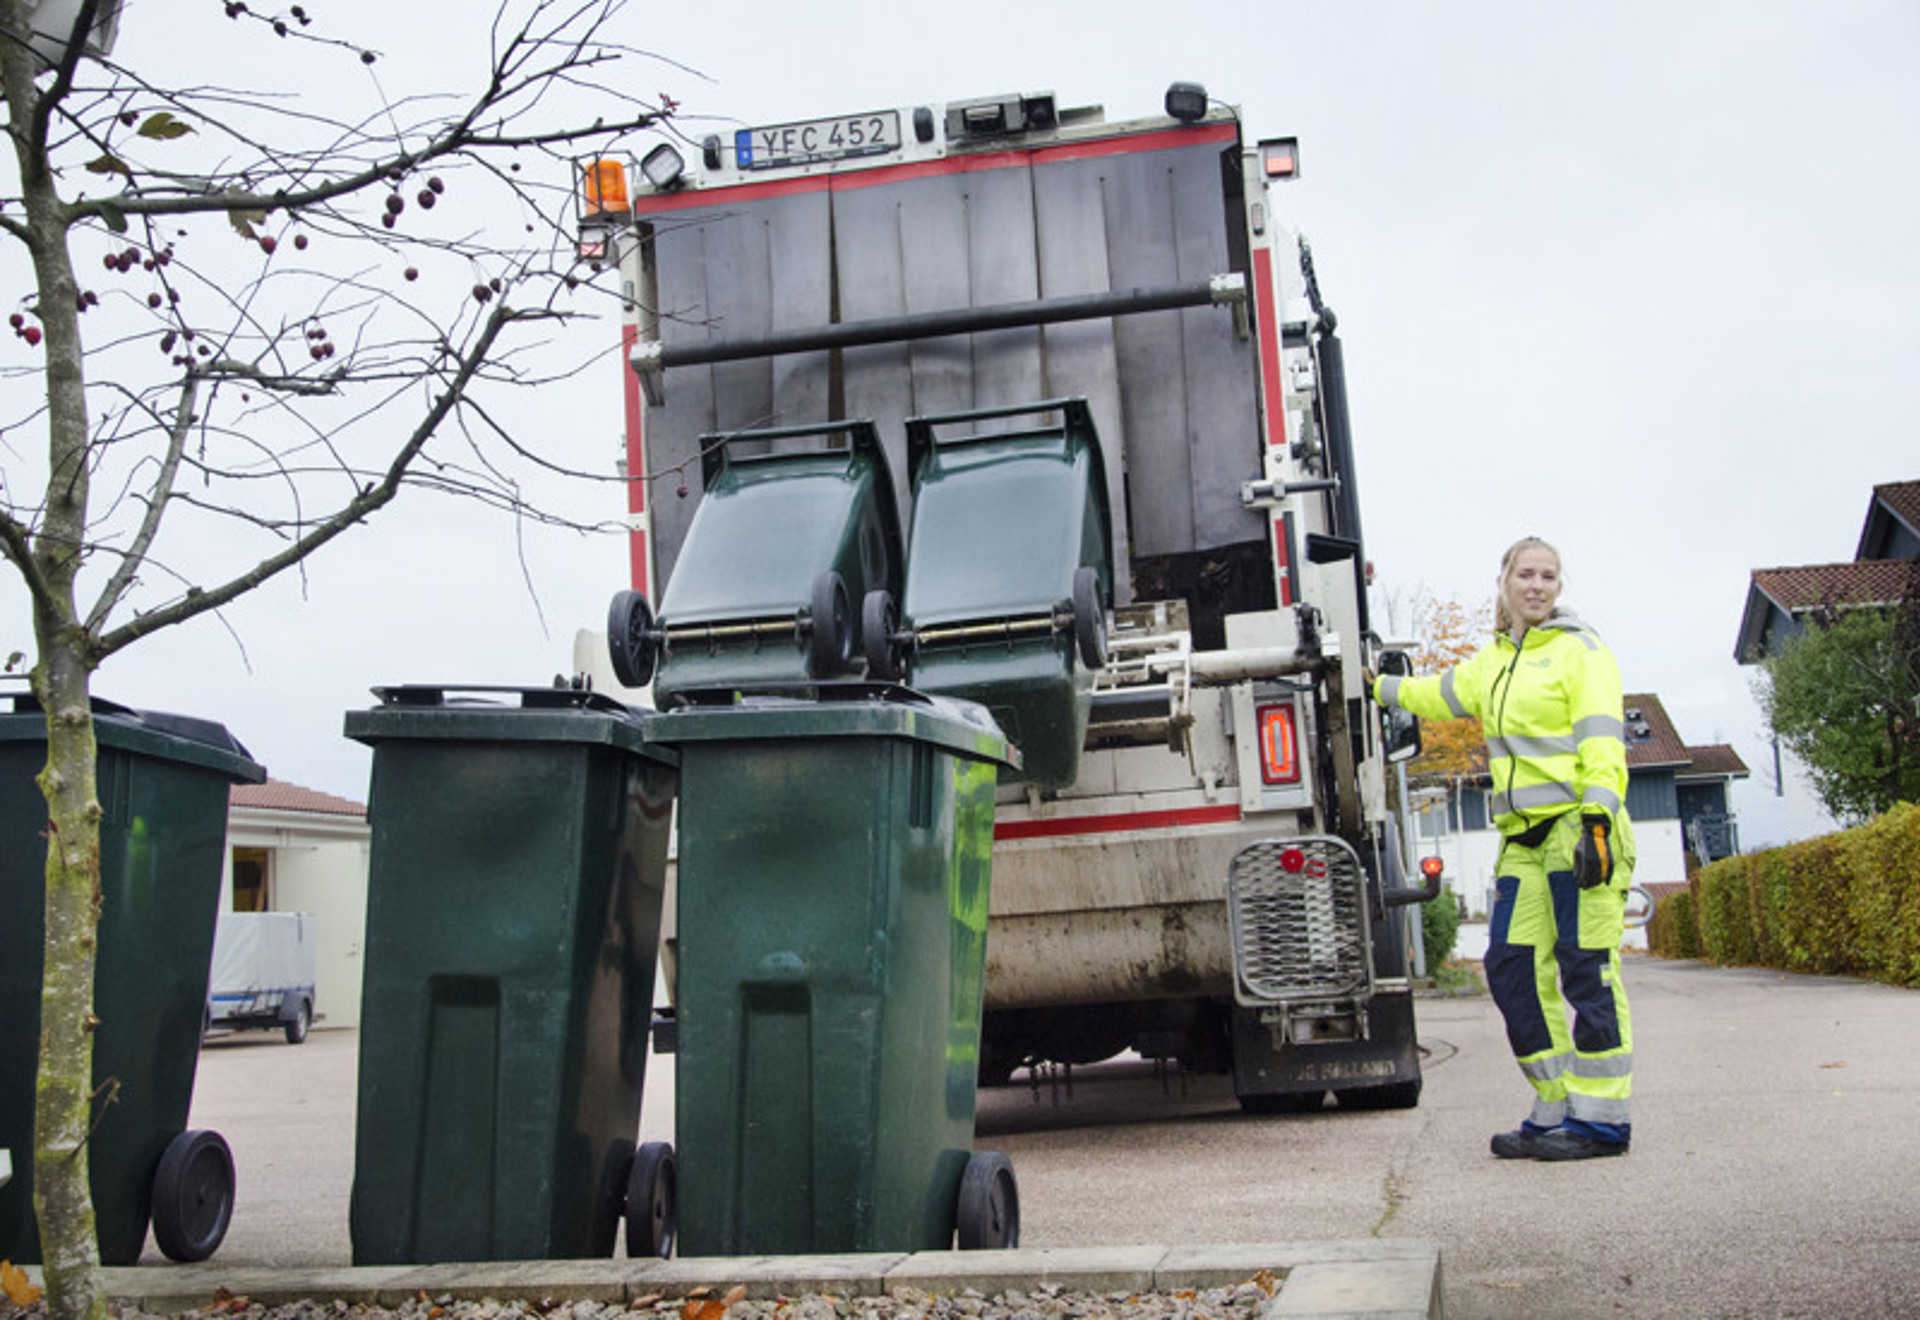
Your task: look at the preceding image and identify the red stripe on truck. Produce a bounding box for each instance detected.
[994,803,1242,840]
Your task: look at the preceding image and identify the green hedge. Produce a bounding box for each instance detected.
[1649,802,1920,987]
[1422,888,1461,966]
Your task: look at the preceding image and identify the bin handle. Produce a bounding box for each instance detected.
[904,398,1095,479]
[664,679,937,711]
[368,683,639,716]
[697,418,890,493]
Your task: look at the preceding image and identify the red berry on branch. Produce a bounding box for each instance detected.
[7,313,21,329]
[147,293,162,308]
[259,235,278,254]
[386,194,404,215]
[403,267,419,281]
[416,190,435,210]
[428,177,445,194]
[360,50,376,65]
[381,213,397,230]
[294,234,309,250]
[22,327,41,346]
[472,284,492,303]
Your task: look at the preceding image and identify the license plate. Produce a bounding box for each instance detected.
[735,111,902,171]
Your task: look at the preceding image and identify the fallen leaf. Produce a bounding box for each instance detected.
[1819,1061,1847,1070]
[3,1260,44,1307]
[722,1285,749,1307]
[1250,1269,1279,1296]
[681,1299,726,1320]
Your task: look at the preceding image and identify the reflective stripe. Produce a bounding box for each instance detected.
[1519,1051,1573,1083]
[1529,1097,1568,1128]
[1570,1052,1634,1080]
[1574,714,1625,742]
[1567,1094,1631,1123]
[1492,782,1580,816]
[1439,669,1469,718]
[1581,785,1623,814]
[1379,674,1403,707]
[1488,733,1578,760]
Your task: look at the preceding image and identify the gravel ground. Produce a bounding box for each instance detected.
[12,1276,1284,1320]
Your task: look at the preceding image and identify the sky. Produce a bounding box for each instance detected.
[6,0,1917,848]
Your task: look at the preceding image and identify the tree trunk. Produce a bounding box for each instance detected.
[29,647,107,1320]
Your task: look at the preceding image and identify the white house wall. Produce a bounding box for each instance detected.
[226,811,371,1031]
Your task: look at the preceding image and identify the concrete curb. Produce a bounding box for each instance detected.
[39,1241,1441,1318]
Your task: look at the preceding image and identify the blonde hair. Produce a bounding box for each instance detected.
[1494,535,1563,635]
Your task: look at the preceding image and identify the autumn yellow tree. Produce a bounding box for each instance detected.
[1405,593,1492,785]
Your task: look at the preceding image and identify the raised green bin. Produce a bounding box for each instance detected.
[343,685,677,1264]
[648,684,1020,1256]
[607,419,905,704]
[0,693,265,1266]
[895,399,1113,788]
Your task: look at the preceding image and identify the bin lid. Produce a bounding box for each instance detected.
[644,682,1019,769]
[0,690,266,784]
[343,683,675,765]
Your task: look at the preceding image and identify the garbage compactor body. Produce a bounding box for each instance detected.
[643,420,904,704]
[0,695,264,1266]
[647,688,1017,1256]
[896,399,1112,789]
[343,686,676,1265]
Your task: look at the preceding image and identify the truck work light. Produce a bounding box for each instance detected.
[641,143,687,190]
[1165,81,1208,122]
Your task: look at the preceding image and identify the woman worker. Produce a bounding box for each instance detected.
[1372,536,1636,1160]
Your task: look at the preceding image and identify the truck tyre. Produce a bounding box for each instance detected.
[1071,566,1106,670]
[956,1151,1019,1249]
[862,589,906,681]
[625,1140,676,1258]
[283,998,311,1045]
[808,571,853,678]
[606,591,659,689]
[151,1130,235,1263]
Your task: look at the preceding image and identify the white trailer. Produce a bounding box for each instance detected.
[585,81,1436,1110]
[205,911,317,1044]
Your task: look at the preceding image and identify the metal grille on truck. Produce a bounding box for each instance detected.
[1227,836,1372,1004]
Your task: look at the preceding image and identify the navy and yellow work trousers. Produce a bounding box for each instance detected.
[1482,811,1633,1142]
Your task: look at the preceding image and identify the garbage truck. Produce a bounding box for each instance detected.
[580,80,1439,1111]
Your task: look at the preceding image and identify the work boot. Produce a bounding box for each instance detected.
[1489,1127,1548,1159]
[1533,1129,1629,1161]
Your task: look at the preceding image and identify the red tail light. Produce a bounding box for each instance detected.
[1257,702,1301,786]
[1420,856,1444,880]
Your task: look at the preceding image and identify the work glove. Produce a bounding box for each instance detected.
[1572,813,1613,890]
[1363,666,1380,705]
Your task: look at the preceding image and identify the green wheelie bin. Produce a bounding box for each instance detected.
[0,691,265,1266]
[884,398,1113,789]
[606,419,905,705]
[647,684,1020,1257]
[343,684,678,1264]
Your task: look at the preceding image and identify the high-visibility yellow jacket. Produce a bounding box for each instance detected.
[1374,614,1628,837]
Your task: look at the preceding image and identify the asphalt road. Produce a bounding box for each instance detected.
[166,955,1920,1319]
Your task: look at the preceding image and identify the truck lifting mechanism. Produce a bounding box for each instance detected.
[584,77,1439,1114]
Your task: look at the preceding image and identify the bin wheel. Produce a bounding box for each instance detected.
[283,999,310,1045]
[625,1140,677,1259]
[808,571,853,678]
[151,1129,235,1263]
[607,590,660,689]
[862,589,907,682]
[956,1151,1019,1250]
[1071,566,1107,670]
